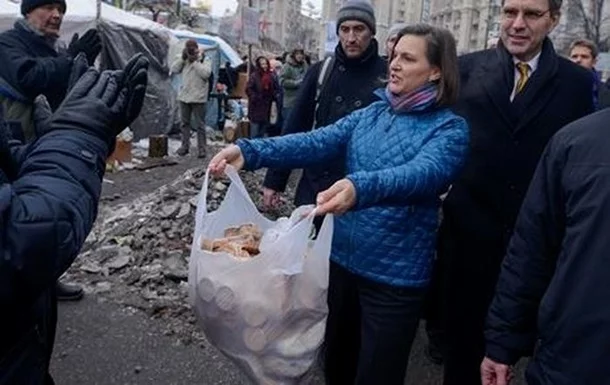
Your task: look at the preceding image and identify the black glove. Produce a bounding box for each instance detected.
[43,54,148,154]
[34,53,89,137]
[47,69,124,147]
[182,48,188,61]
[68,29,102,65]
[115,53,149,130]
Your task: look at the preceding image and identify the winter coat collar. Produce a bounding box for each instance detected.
[334,39,381,68]
[14,19,58,50]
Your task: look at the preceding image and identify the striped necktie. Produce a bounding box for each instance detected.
[515,62,530,94]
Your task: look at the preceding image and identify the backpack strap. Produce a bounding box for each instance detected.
[312,55,335,129]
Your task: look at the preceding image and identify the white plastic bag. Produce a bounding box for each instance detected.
[188,166,333,384]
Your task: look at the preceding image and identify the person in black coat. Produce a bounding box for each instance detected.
[432,0,595,383]
[262,0,386,211]
[0,0,101,140]
[0,54,148,385]
[568,38,610,110]
[482,107,610,385]
[0,0,102,300]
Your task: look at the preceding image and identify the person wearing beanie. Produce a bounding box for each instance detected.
[336,0,377,35]
[261,0,389,383]
[0,0,102,302]
[0,0,101,113]
[21,0,67,18]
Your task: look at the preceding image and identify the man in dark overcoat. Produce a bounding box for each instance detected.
[433,0,595,383]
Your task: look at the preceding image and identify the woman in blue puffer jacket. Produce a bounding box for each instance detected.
[209,24,469,385]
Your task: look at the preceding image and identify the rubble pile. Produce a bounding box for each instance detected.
[65,166,298,343]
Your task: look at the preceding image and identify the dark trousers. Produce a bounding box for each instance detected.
[249,121,269,138]
[442,317,486,385]
[179,102,206,134]
[424,256,446,352]
[323,262,425,385]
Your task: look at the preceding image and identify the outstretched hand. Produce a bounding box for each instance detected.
[34,53,90,136]
[315,178,356,216]
[115,53,149,130]
[68,29,101,65]
[208,145,245,176]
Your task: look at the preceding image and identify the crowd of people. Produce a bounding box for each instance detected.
[211,0,610,385]
[1,0,609,384]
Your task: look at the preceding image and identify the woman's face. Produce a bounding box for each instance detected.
[259,58,269,71]
[388,35,441,95]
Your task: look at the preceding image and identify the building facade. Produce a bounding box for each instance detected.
[428,0,501,54]
[237,0,319,52]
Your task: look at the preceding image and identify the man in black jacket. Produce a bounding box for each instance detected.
[433,0,595,383]
[0,0,101,140]
[482,107,610,385]
[262,0,386,210]
[0,0,101,300]
[0,53,148,385]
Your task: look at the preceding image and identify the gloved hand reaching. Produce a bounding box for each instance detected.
[39,53,149,155]
[68,29,102,65]
[33,53,100,136]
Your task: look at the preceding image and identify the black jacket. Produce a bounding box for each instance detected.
[486,108,610,385]
[0,105,109,384]
[0,21,72,110]
[263,40,387,206]
[436,39,594,337]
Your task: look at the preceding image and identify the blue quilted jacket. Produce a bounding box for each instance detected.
[238,89,469,287]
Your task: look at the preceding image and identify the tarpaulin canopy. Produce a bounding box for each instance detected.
[0,0,178,140]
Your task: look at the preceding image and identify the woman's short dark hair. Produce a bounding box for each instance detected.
[393,24,460,106]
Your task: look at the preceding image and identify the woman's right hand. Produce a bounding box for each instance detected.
[208,145,245,177]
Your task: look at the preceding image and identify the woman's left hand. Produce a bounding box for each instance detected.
[315,179,356,216]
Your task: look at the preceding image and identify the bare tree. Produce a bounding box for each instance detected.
[129,0,174,22]
[565,0,609,51]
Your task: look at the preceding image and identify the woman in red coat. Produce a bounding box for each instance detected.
[246,56,281,138]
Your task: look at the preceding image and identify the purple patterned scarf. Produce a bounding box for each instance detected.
[384,82,439,113]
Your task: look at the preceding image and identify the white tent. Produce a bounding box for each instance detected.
[0,0,170,36]
[171,29,242,67]
[0,0,242,136]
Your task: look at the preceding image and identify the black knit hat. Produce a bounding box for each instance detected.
[336,0,376,35]
[21,0,67,16]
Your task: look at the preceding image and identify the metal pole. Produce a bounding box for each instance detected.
[247,0,253,77]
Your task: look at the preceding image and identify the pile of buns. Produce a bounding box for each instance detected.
[200,223,263,259]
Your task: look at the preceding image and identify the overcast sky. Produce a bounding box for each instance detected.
[208,0,322,16]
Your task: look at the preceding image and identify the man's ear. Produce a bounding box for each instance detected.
[549,11,561,31]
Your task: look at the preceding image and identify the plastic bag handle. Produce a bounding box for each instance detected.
[195,165,258,230]
[195,168,211,230]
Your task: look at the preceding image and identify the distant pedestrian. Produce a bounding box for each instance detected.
[246,56,281,138]
[171,39,212,158]
[569,38,610,109]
